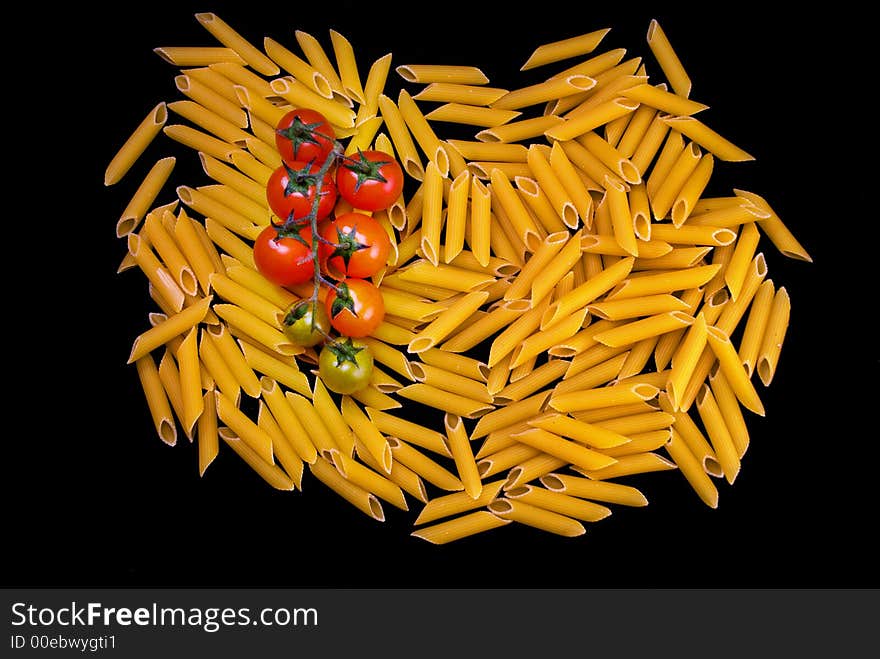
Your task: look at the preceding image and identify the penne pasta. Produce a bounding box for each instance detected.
[756,286,791,387]
[487,498,584,537]
[105,102,167,186]
[412,511,509,544]
[117,157,176,237]
[645,19,691,97]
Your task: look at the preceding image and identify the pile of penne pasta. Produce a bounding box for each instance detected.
[107,13,809,543]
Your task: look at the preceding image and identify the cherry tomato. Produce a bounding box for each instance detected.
[320,212,391,279]
[275,108,336,167]
[318,338,374,394]
[253,225,314,287]
[266,161,337,224]
[325,278,385,338]
[336,150,404,211]
[280,300,331,347]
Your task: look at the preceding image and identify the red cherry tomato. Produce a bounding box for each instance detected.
[320,212,391,279]
[275,108,336,167]
[325,278,385,338]
[253,225,314,287]
[266,161,337,224]
[336,150,404,211]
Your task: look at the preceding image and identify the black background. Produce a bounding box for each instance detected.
[10,1,876,589]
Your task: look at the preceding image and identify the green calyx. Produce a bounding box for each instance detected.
[276,116,324,160]
[271,221,310,244]
[344,149,389,192]
[330,282,357,319]
[282,300,310,326]
[327,336,364,367]
[282,161,318,198]
[328,225,368,267]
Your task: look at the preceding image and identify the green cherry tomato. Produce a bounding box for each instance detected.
[280,300,331,347]
[318,338,374,395]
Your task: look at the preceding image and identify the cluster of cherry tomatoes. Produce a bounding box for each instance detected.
[252,108,404,393]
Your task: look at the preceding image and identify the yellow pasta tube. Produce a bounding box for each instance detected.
[506,484,611,522]
[725,222,761,301]
[461,176,491,267]
[714,254,768,337]
[154,45,245,66]
[377,94,425,180]
[410,363,492,404]
[143,211,197,296]
[117,157,176,237]
[666,428,719,508]
[397,382,494,419]
[168,98,250,147]
[709,371,750,459]
[164,124,241,164]
[606,263,721,301]
[269,77,356,128]
[331,452,406,511]
[671,152,714,226]
[104,102,167,185]
[414,83,508,105]
[219,429,294,491]
[365,408,450,457]
[503,230,568,302]
[356,52,393,125]
[398,89,449,174]
[412,510,509,544]
[520,28,610,70]
[258,377,317,464]
[588,294,688,321]
[523,145,577,229]
[738,279,775,378]
[238,340,310,398]
[542,256,634,329]
[593,311,694,348]
[757,286,791,387]
[547,142,593,223]
[386,438,462,493]
[663,116,754,162]
[257,402,304,488]
[176,327,203,436]
[577,131,642,185]
[665,311,708,411]
[209,60,275,97]
[540,473,647,506]
[213,303,299,357]
[425,103,520,127]
[621,83,707,115]
[493,75,596,110]
[200,151,266,206]
[476,114,564,144]
[488,296,550,368]
[196,389,219,475]
[488,498,584,537]
[706,326,765,416]
[470,391,551,439]
[128,295,212,364]
[214,390,273,464]
[602,178,638,257]
[286,392,337,457]
[511,308,587,369]
[310,457,385,521]
[341,396,392,473]
[128,233,186,313]
[574,451,676,480]
[733,189,811,262]
[174,74,247,128]
[529,230,585,306]
[396,64,488,85]
[415,480,504,525]
[198,329,240,404]
[264,37,333,97]
[135,354,177,446]
[194,12,278,76]
[511,427,617,472]
[695,384,740,484]
[408,291,489,353]
[329,29,365,104]
[419,160,445,265]
[444,414,482,499]
[494,360,568,405]
[545,97,638,142]
[550,382,659,413]
[650,141,702,220]
[209,273,284,329]
[645,19,691,97]
[205,323,261,398]
[528,412,630,450]
[442,299,528,353]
